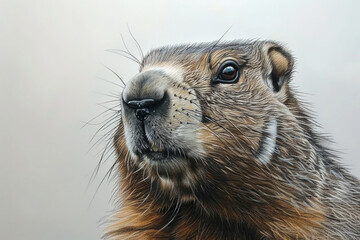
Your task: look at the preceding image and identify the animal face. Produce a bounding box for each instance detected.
[118,40,296,201]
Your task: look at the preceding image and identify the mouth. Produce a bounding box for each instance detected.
[138,144,188,162]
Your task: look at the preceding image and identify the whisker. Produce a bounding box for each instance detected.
[93,91,121,99]
[88,123,121,157]
[81,108,115,129]
[127,24,144,60]
[207,26,232,68]
[88,152,120,208]
[89,132,117,183]
[121,34,141,64]
[103,65,127,86]
[105,49,141,65]
[97,76,125,88]
[96,103,121,112]
[89,112,120,143]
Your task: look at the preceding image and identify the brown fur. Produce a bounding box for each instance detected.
[103,40,360,239]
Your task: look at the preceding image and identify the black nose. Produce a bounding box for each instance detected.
[124,97,165,121]
[127,99,157,109]
[125,99,157,121]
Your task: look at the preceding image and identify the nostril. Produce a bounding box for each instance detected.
[135,108,150,121]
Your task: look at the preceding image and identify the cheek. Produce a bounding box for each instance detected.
[198,121,261,161]
[196,88,280,167]
[166,86,202,129]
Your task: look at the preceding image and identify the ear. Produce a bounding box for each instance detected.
[262,42,294,93]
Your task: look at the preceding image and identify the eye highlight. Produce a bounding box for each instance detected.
[212,60,240,84]
[221,65,236,80]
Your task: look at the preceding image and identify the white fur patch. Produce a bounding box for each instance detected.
[142,65,184,83]
[256,118,277,165]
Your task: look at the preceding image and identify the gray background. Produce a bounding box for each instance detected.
[1,0,359,239]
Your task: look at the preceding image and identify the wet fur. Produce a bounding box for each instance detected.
[103,40,360,239]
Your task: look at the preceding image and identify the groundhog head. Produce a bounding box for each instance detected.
[115,40,323,221]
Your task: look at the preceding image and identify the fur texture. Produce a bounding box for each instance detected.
[103,40,360,239]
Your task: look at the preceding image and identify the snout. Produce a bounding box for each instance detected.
[121,67,203,164]
[122,70,170,121]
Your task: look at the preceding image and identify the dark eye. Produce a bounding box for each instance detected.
[220,65,236,80]
[212,60,240,84]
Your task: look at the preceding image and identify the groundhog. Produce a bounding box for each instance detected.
[103,40,360,239]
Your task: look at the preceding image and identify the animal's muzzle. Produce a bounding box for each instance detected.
[122,70,169,121]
